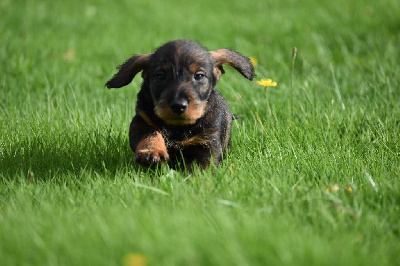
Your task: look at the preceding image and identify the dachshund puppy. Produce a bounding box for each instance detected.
[106,39,254,170]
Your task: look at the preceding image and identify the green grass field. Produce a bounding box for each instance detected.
[1,0,400,265]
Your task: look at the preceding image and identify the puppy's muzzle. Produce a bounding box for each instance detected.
[170,98,189,115]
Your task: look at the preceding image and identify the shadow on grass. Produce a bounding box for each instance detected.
[0,128,140,181]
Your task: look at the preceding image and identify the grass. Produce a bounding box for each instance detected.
[1,0,400,265]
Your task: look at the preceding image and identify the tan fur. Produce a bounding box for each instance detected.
[172,129,218,148]
[154,98,206,126]
[136,131,169,160]
[189,63,205,75]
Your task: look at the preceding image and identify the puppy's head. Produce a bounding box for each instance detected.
[106,40,254,126]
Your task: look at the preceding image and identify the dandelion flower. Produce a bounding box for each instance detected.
[256,79,277,87]
[257,79,277,115]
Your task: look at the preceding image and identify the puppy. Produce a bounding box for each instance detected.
[106,39,254,170]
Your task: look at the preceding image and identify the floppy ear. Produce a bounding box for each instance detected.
[106,53,152,88]
[210,49,255,81]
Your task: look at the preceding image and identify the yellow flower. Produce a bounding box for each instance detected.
[249,57,258,67]
[256,79,277,87]
[124,253,148,266]
[344,185,353,193]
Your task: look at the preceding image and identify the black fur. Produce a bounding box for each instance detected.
[106,39,254,170]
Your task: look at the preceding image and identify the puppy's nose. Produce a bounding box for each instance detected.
[170,99,189,114]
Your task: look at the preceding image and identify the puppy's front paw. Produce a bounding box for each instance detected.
[135,149,169,167]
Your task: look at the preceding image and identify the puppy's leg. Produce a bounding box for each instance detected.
[129,115,169,167]
[177,144,223,170]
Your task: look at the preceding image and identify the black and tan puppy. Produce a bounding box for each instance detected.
[106,39,254,170]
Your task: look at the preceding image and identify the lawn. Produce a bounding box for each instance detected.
[1,0,399,265]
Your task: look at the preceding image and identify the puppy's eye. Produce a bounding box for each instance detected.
[194,73,205,82]
[155,72,166,82]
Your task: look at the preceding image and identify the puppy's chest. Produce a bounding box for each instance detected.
[160,126,218,149]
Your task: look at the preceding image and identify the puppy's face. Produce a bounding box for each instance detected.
[147,41,215,125]
[106,39,255,126]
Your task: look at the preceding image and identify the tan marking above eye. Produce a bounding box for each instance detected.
[189,63,206,75]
